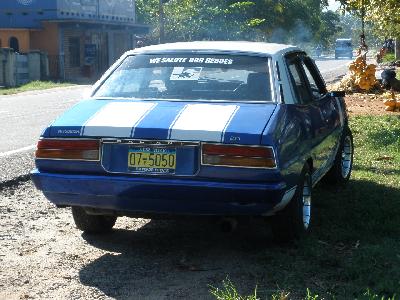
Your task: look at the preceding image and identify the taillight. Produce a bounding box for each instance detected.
[201,144,276,168]
[35,139,100,161]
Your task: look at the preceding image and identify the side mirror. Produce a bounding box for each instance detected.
[328,91,345,98]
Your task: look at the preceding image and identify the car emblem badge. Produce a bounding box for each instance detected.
[229,136,241,142]
[17,0,34,5]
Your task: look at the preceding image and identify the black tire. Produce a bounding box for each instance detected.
[271,164,312,242]
[71,207,117,234]
[324,126,354,185]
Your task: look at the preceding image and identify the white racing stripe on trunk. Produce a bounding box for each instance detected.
[169,104,239,142]
[82,102,157,137]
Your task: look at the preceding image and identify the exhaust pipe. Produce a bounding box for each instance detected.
[219,218,238,233]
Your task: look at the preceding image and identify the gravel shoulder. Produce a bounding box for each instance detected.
[1,181,274,300]
[0,152,34,184]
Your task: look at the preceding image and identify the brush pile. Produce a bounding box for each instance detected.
[382,91,400,112]
[336,54,377,92]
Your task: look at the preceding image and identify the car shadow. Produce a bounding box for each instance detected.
[78,179,400,299]
[79,218,274,299]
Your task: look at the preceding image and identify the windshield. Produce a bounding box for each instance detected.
[94,54,273,102]
[336,40,352,48]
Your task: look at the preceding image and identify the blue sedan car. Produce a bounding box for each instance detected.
[31,41,353,241]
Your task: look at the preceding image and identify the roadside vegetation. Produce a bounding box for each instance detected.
[211,115,400,299]
[382,53,396,63]
[0,81,74,95]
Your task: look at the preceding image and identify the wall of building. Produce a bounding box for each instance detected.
[0,0,136,29]
[0,0,57,28]
[0,48,49,87]
[60,26,135,80]
[0,30,30,53]
[99,0,135,22]
[30,23,58,55]
[30,22,59,78]
[63,29,85,80]
[56,0,136,22]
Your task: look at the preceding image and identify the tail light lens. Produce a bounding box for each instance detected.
[35,139,100,161]
[201,143,276,168]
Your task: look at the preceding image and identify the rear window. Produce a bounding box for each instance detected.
[94,54,273,102]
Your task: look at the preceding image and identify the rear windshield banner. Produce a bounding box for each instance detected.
[121,55,268,69]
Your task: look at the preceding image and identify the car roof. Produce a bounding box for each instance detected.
[127,41,301,58]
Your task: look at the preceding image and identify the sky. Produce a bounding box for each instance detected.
[328,0,341,11]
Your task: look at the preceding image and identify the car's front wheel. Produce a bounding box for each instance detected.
[71,207,117,234]
[270,164,312,242]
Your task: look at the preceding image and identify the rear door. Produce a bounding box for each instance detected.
[284,53,338,176]
[299,55,342,177]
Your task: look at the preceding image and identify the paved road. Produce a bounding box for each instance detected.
[0,86,91,182]
[0,86,91,154]
[315,56,352,83]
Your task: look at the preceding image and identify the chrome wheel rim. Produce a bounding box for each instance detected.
[302,175,311,230]
[341,135,353,178]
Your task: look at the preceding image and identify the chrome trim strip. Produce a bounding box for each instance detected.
[200,142,278,170]
[101,138,199,147]
[93,97,276,104]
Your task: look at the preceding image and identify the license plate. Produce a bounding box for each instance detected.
[128,147,176,174]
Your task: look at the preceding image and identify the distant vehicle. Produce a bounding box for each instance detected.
[31,41,353,241]
[335,38,353,59]
[315,45,322,58]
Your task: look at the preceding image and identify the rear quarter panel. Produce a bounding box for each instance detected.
[262,104,312,189]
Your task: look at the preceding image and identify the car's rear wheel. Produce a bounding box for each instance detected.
[270,164,312,242]
[324,126,353,185]
[71,207,117,234]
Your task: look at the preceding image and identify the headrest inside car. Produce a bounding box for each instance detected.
[246,72,270,100]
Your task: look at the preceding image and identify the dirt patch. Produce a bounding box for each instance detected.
[344,92,400,116]
[0,181,277,300]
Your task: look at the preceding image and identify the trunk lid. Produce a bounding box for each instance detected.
[48,99,276,145]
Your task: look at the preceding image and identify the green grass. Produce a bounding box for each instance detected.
[0,80,74,95]
[210,278,259,300]
[382,53,396,63]
[211,115,400,300]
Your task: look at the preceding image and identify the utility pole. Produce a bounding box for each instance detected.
[159,0,170,44]
[159,0,165,44]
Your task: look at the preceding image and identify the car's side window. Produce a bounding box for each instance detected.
[286,56,311,104]
[301,58,327,100]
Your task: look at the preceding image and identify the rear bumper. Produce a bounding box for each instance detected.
[31,169,287,216]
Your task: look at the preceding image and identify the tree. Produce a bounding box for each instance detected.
[337,0,400,57]
[314,10,343,49]
[338,13,381,49]
[337,0,400,37]
[136,0,339,47]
